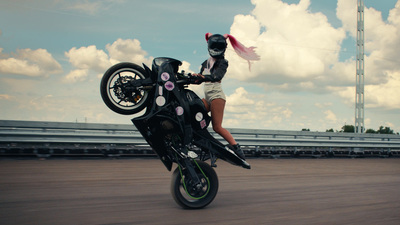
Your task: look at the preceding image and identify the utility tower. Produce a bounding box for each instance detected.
[355,0,365,133]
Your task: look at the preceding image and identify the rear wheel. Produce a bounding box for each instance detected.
[171,160,218,209]
[100,62,152,115]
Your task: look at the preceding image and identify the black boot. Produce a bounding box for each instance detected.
[231,143,246,160]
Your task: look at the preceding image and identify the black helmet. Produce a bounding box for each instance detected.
[207,34,227,58]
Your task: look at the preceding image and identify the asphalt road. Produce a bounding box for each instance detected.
[0,157,399,225]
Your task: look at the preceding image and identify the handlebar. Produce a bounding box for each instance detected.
[176,71,203,85]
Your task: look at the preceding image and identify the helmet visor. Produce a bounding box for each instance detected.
[209,41,226,51]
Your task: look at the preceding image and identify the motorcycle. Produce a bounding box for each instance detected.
[100,57,250,209]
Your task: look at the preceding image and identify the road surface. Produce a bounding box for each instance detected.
[1,158,399,224]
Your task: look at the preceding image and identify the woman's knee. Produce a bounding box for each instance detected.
[212,125,225,134]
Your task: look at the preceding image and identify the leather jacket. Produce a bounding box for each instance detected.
[199,57,228,82]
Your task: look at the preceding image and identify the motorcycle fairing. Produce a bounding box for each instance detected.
[132,57,250,171]
[133,58,187,170]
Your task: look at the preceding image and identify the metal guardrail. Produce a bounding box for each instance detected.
[0,120,399,158]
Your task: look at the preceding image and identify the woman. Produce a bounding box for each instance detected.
[193,33,259,160]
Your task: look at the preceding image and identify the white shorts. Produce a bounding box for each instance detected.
[204,82,226,105]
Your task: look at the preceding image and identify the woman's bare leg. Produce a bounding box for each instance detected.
[201,98,210,112]
[210,98,237,146]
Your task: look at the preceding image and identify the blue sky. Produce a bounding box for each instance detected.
[0,0,399,133]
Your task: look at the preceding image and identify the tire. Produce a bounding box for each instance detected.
[100,62,152,115]
[171,160,219,209]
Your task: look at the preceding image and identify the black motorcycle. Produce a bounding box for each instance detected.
[100,57,250,209]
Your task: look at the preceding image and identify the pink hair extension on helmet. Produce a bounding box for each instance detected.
[224,34,260,71]
[205,32,213,42]
[205,32,259,70]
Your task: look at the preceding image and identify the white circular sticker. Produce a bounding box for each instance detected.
[156,96,166,106]
[175,106,184,116]
[195,112,203,121]
[161,72,170,81]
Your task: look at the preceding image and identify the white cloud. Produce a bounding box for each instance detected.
[0,48,62,77]
[365,71,400,109]
[222,87,295,129]
[106,38,153,66]
[64,39,155,83]
[335,0,400,109]
[226,87,255,107]
[226,0,346,89]
[324,110,337,122]
[223,0,400,111]
[65,45,112,73]
[63,69,89,83]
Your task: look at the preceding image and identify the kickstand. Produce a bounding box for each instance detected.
[210,152,218,168]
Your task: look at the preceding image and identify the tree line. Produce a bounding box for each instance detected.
[322,125,398,134]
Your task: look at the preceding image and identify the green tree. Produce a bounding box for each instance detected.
[326,128,334,132]
[365,128,376,134]
[341,125,355,133]
[377,126,394,134]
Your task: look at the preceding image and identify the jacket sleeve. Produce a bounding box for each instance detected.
[202,59,228,82]
[199,60,206,74]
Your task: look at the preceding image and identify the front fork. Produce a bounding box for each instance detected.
[169,143,210,193]
[180,158,202,188]
[169,146,199,185]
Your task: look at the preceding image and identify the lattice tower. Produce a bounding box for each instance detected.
[355,0,365,133]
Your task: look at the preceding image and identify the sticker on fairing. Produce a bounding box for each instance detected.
[156,96,166,106]
[158,86,163,95]
[165,81,174,91]
[175,106,184,116]
[195,112,203,121]
[200,119,207,129]
[161,72,170,81]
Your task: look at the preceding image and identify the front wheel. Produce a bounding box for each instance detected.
[100,62,152,115]
[171,160,219,209]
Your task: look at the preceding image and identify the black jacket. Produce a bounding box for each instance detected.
[199,58,228,82]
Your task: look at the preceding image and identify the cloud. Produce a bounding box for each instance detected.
[0,48,62,77]
[227,87,255,107]
[0,94,13,100]
[223,87,294,129]
[324,110,337,122]
[63,38,194,83]
[338,0,400,83]
[365,71,400,109]
[65,45,112,73]
[64,39,155,83]
[226,0,346,88]
[106,38,153,66]
[335,0,400,109]
[335,70,400,110]
[224,0,400,110]
[63,69,89,83]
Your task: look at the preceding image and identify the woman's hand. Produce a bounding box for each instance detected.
[192,73,205,79]
[191,73,205,84]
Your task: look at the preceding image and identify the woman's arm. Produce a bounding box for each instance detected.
[202,59,228,82]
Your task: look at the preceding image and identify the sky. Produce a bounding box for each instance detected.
[0,0,399,133]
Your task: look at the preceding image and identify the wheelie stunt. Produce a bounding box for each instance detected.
[100,33,259,209]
